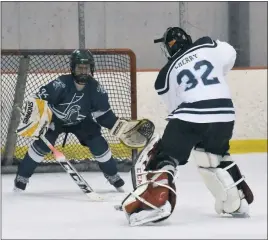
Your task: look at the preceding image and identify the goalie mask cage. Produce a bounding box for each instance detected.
[1,49,137,173]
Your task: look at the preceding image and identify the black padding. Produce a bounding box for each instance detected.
[219,161,254,204]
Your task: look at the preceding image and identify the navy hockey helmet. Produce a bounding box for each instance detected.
[70,49,95,85]
[154,27,192,59]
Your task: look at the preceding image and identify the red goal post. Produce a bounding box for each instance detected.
[1,49,137,173]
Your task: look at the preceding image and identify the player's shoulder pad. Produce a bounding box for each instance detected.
[215,39,236,52]
[154,61,173,92]
[88,75,99,85]
[88,76,107,95]
[51,74,71,90]
[56,74,72,84]
[155,37,217,93]
[192,36,216,47]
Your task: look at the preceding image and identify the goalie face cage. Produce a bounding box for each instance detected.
[1,49,137,173]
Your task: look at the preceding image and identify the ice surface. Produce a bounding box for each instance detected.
[1,153,267,239]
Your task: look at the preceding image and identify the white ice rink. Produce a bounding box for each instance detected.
[2,153,267,239]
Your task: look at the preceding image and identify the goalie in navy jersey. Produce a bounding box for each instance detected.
[120,27,254,226]
[14,49,154,192]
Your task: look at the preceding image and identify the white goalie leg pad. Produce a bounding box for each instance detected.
[198,167,245,214]
[193,149,248,215]
[129,201,172,227]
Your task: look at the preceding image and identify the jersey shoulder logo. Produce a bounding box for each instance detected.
[97,84,107,94]
[53,78,66,90]
[36,88,49,99]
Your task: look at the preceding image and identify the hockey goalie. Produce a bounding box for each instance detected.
[118,26,254,226]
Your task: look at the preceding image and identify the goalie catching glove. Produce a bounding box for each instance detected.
[16,96,52,139]
[110,118,155,148]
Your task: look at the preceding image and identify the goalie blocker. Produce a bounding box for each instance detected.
[16,96,52,139]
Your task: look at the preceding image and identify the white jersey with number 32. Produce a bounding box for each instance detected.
[155,37,236,123]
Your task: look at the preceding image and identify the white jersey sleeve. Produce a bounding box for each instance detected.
[154,37,236,123]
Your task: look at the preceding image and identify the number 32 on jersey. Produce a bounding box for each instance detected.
[177,60,220,91]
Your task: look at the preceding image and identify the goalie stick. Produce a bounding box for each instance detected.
[114,134,161,211]
[40,135,103,201]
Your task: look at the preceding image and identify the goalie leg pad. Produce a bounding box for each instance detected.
[119,134,178,226]
[128,201,172,227]
[193,149,254,215]
[198,167,243,214]
[123,172,170,214]
[122,166,177,226]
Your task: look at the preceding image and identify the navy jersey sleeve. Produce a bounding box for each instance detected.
[91,83,118,129]
[35,77,66,104]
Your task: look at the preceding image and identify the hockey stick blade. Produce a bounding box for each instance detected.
[40,135,103,201]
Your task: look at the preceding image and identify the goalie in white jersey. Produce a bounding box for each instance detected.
[120,27,254,226]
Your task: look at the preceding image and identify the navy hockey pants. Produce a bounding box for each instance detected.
[29,117,111,163]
